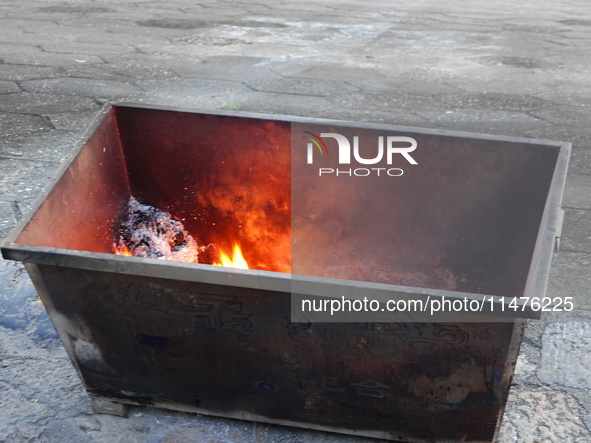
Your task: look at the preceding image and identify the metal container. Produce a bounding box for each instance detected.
[1,103,570,442]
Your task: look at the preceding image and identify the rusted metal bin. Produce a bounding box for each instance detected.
[1,103,570,442]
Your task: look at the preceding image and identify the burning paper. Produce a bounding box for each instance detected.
[114,196,201,263]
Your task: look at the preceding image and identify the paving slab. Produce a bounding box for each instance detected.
[413,108,546,134]
[498,387,590,442]
[20,77,142,99]
[0,92,100,114]
[0,201,20,242]
[531,104,591,127]
[0,43,45,56]
[235,91,339,118]
[561,209,591,254]
[246,77,359,96]
[563,174,591,210]
[44,110,105,132]
[57,64,139,82]
[544,251,591,322]
[0,157,60,202]
[437,92,552,112]
[0,80,21,94]
[521,126,591,151]
[40,42,139,56]
[101,53,201,80]
[172,55,280,82]
[0,261,57,341]
[0,130,87,162]
[332,91,450,114]
[0,64,62,81]
[0,113,52,139]
[537,322,591,389]
[135,77,251,110]
[570,388,591,435]
[1,52,105,67]
[36,5,115,14]
[568,147,591,175]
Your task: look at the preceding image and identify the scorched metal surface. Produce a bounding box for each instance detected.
[1,103,570,442]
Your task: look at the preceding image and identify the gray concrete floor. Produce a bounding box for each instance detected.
[0,0,590,441]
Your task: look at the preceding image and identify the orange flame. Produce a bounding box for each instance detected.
[213,243,249,269]
[113,239,250,270]
[113,242,132,256]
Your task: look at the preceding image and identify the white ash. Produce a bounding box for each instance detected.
[115,196,200,263]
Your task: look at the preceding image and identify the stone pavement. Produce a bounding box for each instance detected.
[0,0,590,441]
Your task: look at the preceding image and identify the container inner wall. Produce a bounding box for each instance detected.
[291,123,560,297]
[14,109,130,254]
[114,107,292,273]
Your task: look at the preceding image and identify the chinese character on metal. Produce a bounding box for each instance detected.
[350,381,391,398]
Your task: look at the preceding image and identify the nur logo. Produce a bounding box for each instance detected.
[303,132,418,177]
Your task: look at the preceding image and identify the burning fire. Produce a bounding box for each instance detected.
[114,239,249,270]
[213,243,249,269]
[113,242,132,256]
[112,197,254,270]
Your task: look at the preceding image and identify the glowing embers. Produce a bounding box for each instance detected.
[113,196,201,263]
